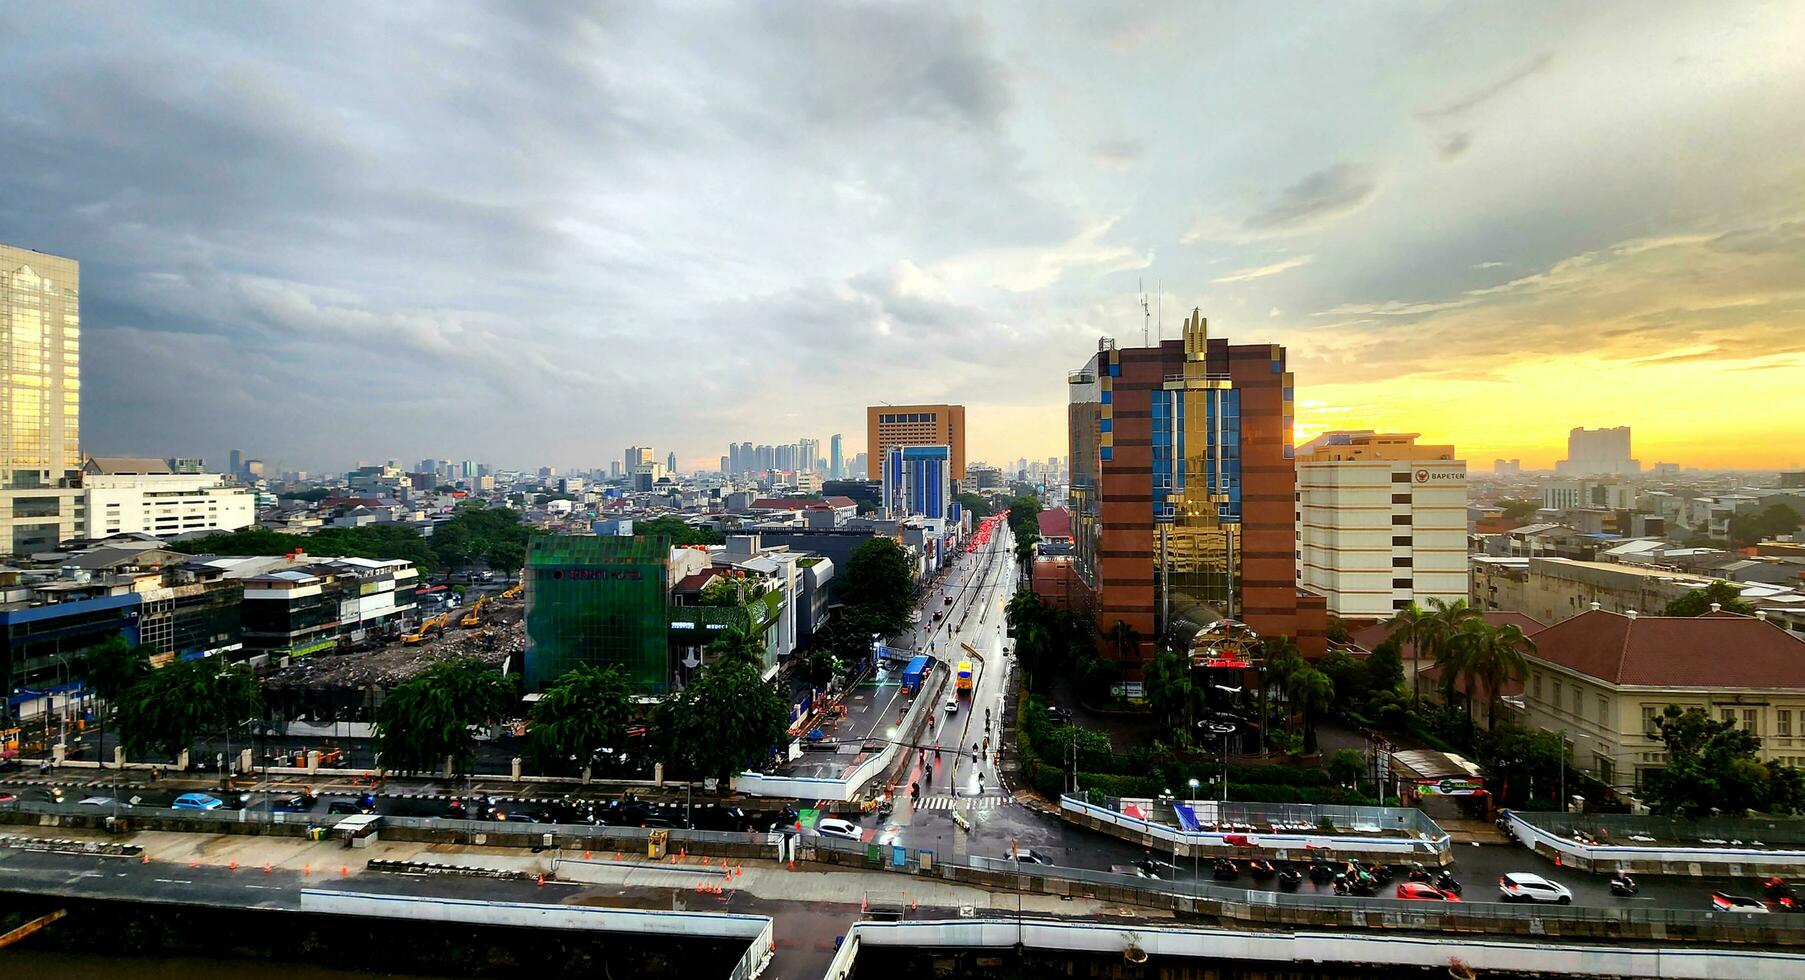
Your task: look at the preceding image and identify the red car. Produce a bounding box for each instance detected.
[1396,882,1461,902]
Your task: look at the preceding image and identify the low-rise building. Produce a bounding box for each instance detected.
[1519,608,1805,793]
[198,555,419,657]
[81,457,254,540]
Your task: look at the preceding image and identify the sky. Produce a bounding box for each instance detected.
[3,2,1803,474]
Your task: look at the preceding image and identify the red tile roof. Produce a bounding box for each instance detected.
[1531,609,1805,688]
[823,496,857,508]
[1037,507,1072,539]
[672,569,725,593]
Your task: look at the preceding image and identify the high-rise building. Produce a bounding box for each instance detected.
[609,460,622,480]
[866,404,966,480]
[625,446,654,474]
[1066,310,1325,668]
[798,438,819,475]
[738,442,754,474]
[229,450,244,479]
[1294,432,1467,620]
[719,455,730,474]
[1,245,83,554]
[1555,427,1639,476]
[829,434,843,479]
[882,445,951,519]
[851,452,868,478]
[666,451,678,474]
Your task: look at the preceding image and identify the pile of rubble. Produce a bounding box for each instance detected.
[263,608,526,688]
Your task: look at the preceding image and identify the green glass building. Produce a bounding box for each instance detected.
[525,534,676,694]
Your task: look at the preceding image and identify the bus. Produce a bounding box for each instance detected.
[956,660,973,692]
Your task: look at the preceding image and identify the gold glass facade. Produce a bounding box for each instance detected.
[1,245,80,488]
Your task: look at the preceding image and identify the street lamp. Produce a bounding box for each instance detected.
[1559,731,1591,815]
[1187,778,1201,881]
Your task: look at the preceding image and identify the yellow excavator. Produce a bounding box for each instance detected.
[403,612,450,645]
[460,594,489,628]
[501,582,523,601]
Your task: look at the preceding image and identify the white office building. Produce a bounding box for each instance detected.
[81,457,255,540]
[1296,432,1468,620]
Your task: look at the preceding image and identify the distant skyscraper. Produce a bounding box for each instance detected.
[0,244,83,554]
[798,438,819,475]
[719,455,730,474]
[829,434,843,479]
[738,442,754,474]
[229,449,243,479]
[883,445,951,519]
[609,460,622,479]
[852,452,868,477]
[625,446,654,474]
[866,404,965,480]
[666,451,678,474]
[1555,427,1639,476]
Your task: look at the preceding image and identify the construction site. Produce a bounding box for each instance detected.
[260,582,527,729]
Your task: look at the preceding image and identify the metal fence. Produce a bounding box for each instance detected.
[1516,808,1805,847]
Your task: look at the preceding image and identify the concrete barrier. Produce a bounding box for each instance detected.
[825,918,1805,980]
[1504,810,1805,877]
[1061,794,1452,864]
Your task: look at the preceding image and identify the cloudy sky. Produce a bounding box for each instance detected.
[5,2,1803,474]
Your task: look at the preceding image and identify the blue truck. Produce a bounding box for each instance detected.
[901,655,931,694]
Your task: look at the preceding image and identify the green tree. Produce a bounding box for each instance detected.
[1728,502,1803,548]
[840,536,914,635]
[697,577,749,607]
[1643,704,1803,817]
[657,657,788,782]
[1109,619,1140,662]
[114,659,262,761]
[1327,748,1366,788]
[1459,622,1534,730]
[1317,649,1369,709]
[483,539,526,578]
[1364,637,1405,696]
[1142,647,1197,730]
[1287,667,1334,752]
[1384,602,1436,699]
[635,516,725,547]
[1664,580,1754,617]
[954,492,993,520]
[373,658,518,776]
[708,621,766,669]
[1475,722,1567,808]
[1497,498,1541,522]
[73,635,149,766]
[526,665,633,775]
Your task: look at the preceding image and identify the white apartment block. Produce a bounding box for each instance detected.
[82,457,255,540]
[1296,432,1468,619]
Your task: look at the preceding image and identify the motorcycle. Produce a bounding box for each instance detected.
[1762,877,1798,911]
[1308,861,1336,883]
[1405,861,1434,884]
[1212,858,1240,881]
[1609,872,1639,897]
[1435,871,1464,897]
[1248,859,1276,880]
[1360,861,1394,884]
[1333,871,1378,897]
[1276,866,1305,890]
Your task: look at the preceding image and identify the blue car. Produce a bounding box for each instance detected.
[171,793,223,811]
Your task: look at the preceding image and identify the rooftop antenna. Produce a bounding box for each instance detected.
[1157,279,1163,341]
[1139,278,1151,347]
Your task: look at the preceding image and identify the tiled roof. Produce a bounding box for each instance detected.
[1530,609,1805,689]
[1037,507,1073,538]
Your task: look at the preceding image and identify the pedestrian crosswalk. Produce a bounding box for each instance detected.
[916,795,1010,811]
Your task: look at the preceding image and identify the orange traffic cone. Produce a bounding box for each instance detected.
[735,865,742,878]
[140,852,150,865]
[340,866,348,877]
[537,873,545,887]
[228,860,238,871]
[264,863,272,874]
[584,850,591,861]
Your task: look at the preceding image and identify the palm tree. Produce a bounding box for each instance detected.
[1143,648,1194,731]
[1384,602,1434,699]
[1462,623,1534,730]
[1288,667,1334,753]
[73,636,148,771]
[708,622,765,670]
[1110,619,1140,663]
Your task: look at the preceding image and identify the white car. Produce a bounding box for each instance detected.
[816,818,862,841]
[1498,872,1573,904]
[944,698,959,714]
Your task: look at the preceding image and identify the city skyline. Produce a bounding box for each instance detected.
[4,6,1804,473]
